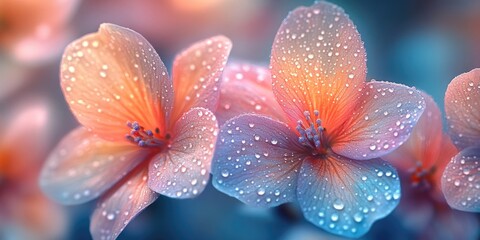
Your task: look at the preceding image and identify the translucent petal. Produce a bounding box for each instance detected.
[216,62,287,125]
[332,81,425,160]
[270,1,367,132]
[90,166,158,240]
[61,23,173,141]
[40,127,152,205]
[441,146,480,212]
[212,114,304,207]
[382,93,457,192]
[297,154,400,238]
[171,35,232,122]
[148,108,218,198]
[445,68,480,149]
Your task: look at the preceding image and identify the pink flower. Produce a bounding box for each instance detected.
[1,100,68,240]
[383,93,479,239]
[40,24,231,239]
[211,1,425,238]
[442,68,480,212]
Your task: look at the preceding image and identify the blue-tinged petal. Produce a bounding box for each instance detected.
[212,114,305,207]
[148,108,218,198]
[333,81,425,160]
[40,127,152,205]
[297,154,400,238]
[441,146,480,212]
[90,165,159,240]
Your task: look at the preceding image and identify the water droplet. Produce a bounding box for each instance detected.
[353,213,363,223]
[331,213,339,222]
[333,199,345,210]
[221,170,229,177]
[271,139,278,145]
[107,213,115,220]
[257,188,266,196]
[369,144,376,151]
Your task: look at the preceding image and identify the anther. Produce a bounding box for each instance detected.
[296,110,328,155]
[125,121,165,148]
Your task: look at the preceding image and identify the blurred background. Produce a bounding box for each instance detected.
[0,0,479,239]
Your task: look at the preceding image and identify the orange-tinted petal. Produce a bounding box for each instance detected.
[61,23,173,142]
[332,81,425,160]
[90,165,158,240]
[382,93,457,192]
[382,93,447,168]
[148,108,218,198]
[171,35,232,123]
[270,1,366,131]
[445,68,480,149]
[40,127,153,205]
[216,62,286,125]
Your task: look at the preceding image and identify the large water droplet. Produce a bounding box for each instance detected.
[333,199,345,210]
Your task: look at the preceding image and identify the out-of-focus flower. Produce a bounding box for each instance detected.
[383,93,479,240]
[39,23,231,239]
[216,62,286,125]
[442,68,480,212]
[80,0,273,60]
[0,100,68,240]
[0,0,79,64]
[211,1,425,238]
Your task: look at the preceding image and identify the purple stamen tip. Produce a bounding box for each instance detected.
[146,130,153,136]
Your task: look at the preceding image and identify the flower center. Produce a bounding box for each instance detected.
[296,110,329,156]
[409,162,436,191]
[125,121,168,148]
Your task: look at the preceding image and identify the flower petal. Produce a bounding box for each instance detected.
[382,93,457,192]
[171,35,232,122]
[40,127,153,205]
[332,81,425,160]
[441,146,480,212]
[445,68,480,149]
[216,62,287,125]
[90,165,158,240]
[148,108,218,198]
[212,114,304,207]
[61,23,173,141]
[297,154,400,238]
[270,1,366,131]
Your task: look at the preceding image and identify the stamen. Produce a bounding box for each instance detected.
[125,121,165,148]
[296,110,328,155]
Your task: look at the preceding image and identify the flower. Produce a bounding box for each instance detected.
[0,100,68,240]
[216,62,286,125]
[441,68,480,212]
[0,0,79,63]
[40,23,231,240]
[211,1,425,238]
[383,93,479,239]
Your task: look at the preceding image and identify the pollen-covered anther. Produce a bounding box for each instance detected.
[296,110,328,155]
[125,121,165,148]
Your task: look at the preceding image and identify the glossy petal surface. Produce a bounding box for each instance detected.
[382,93,457,192]
[217,63,286,124]
[40,127,152,205]
[212,114,304,207]
[332,81,425,160]
[61,23,173,141]
[297,155,400,237]
[445,68,480,149]
[90,166,159,240]
[271,1,367,131]
[441,146,480,212]
[171,36,231,122]
[148,108,218,198]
